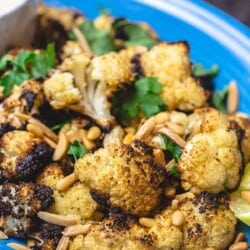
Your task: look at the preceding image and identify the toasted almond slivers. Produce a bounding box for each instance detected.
[27,123,44,138]
[15,113,58,142]
[139,218,155,228]
[44,137,57,149]
[62,224,90,237]
[154,112,169,124]
[87,126,101,141]
[123,133,134,145]
[205,248,215,250]
[171,210,185,226]
[134,117,155,140]
[27,240,35,247]
[234,232,245,243]
[165,159,176,170]
[56,236,69,250]
[38,211,78,227]
[53,133,69,161]
[0,230,8,239]
[56,173,77,192]
[171,199,179,210]
[240,191,250,204]
[229,242,248,250]
[7,243,31,250]
[79,129,94,150]
[157,127,186,148]
[124,127,136,135]
[153,149,165,166]
[175,192,195,201]
[72,27,92,57]
[166,122,184,136]
[227,80,238,114]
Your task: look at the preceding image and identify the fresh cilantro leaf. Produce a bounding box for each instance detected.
[212,86,229,114]
[0,43,55,96]
[69,21,116,55]
[113,19,158,48]
[67,140,88,161]
[192,63,219,78]
[160,134,182,162]
[51,119,72,133]
[168,164,179,177]
[111,77,166,122]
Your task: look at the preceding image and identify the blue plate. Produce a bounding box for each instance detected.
[1,0,250,249]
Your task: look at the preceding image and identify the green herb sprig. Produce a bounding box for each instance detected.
[212,86,229,114]
[192,63,219,78]
[67,140,88,161]
[0,43,55,96]
[112,77,166,122]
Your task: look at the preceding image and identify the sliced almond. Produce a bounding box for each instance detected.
[56,236,69,250]
[227,80,238,114]
[234,232,245,243]
[153,149,165,166]
[7,243,31,250]
[27,123,44,138]
[157,127,186,148]
[171,210,185,226]
[134,117,155,140]
[0,230,8,239]
[175,192,195,201]
[166,122,184,136]
[72,27,92,57]
[165,159,176,170]
[56,173,77,192]
[139,217,155,228]
[44,136,57,149]
[62,224,90,237]
[229,242,248,250]
[15,113,58,142]
[171,199,179,210]
[38,211,78,227]
[53,133,69,161]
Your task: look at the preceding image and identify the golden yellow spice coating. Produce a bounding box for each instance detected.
[60,41,83,60]
[44,72,82,109]
[37,164,98,221]
[90,52,134,93]
[140,42,207,111]
[75,140,168,216]
[178,109,243,193]
[179,192,236,250]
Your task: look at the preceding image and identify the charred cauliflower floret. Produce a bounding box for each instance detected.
[140,42,207,111]
[229,114,250,163]
[178,192,236,250]
[0,183,54,238]
[30,223,63,250]
[0,130,53,183]
[69,211,153,250]
[75,140,168,216]
[178,109,243,193]
[44,72,82,109]
[90,52,134,94]
[0,79,44,135]
[37,164,98,221]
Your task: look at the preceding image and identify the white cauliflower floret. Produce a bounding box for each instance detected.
[44,72,82,109]
[140,42,207,111]
[61,41,83,60]
[90,52,134,94]
[178,109,243,193]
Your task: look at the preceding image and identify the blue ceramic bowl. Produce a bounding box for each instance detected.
[1,0,250,248]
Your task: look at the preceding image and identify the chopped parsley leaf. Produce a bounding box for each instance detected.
[160,134,182,162]
[69,20,116,56]
[67,140,88,161]
[212,86,229,114]
[112,77,166,122]
[51,119,72,133]
[0,43,55,96]
[192,64,219,78]
[168,164,179,177]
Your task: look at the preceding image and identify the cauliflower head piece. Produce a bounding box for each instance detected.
[178,109,243,193]
[75,140,168,216]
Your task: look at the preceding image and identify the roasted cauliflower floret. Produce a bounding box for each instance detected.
[178,109,243,193]
[229,114,250,163]
[178,192,236,250]
[90,52,134,94]
[140,42,207,111]
[0,130,53,183]
[0,183,54,238]
[94,14,114,32]
[61,41,83,60]
[0,79,44,134]
[75,140,168,216]
[44,72,82,109]
[37,164,98,221]
[69,211,153,250]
